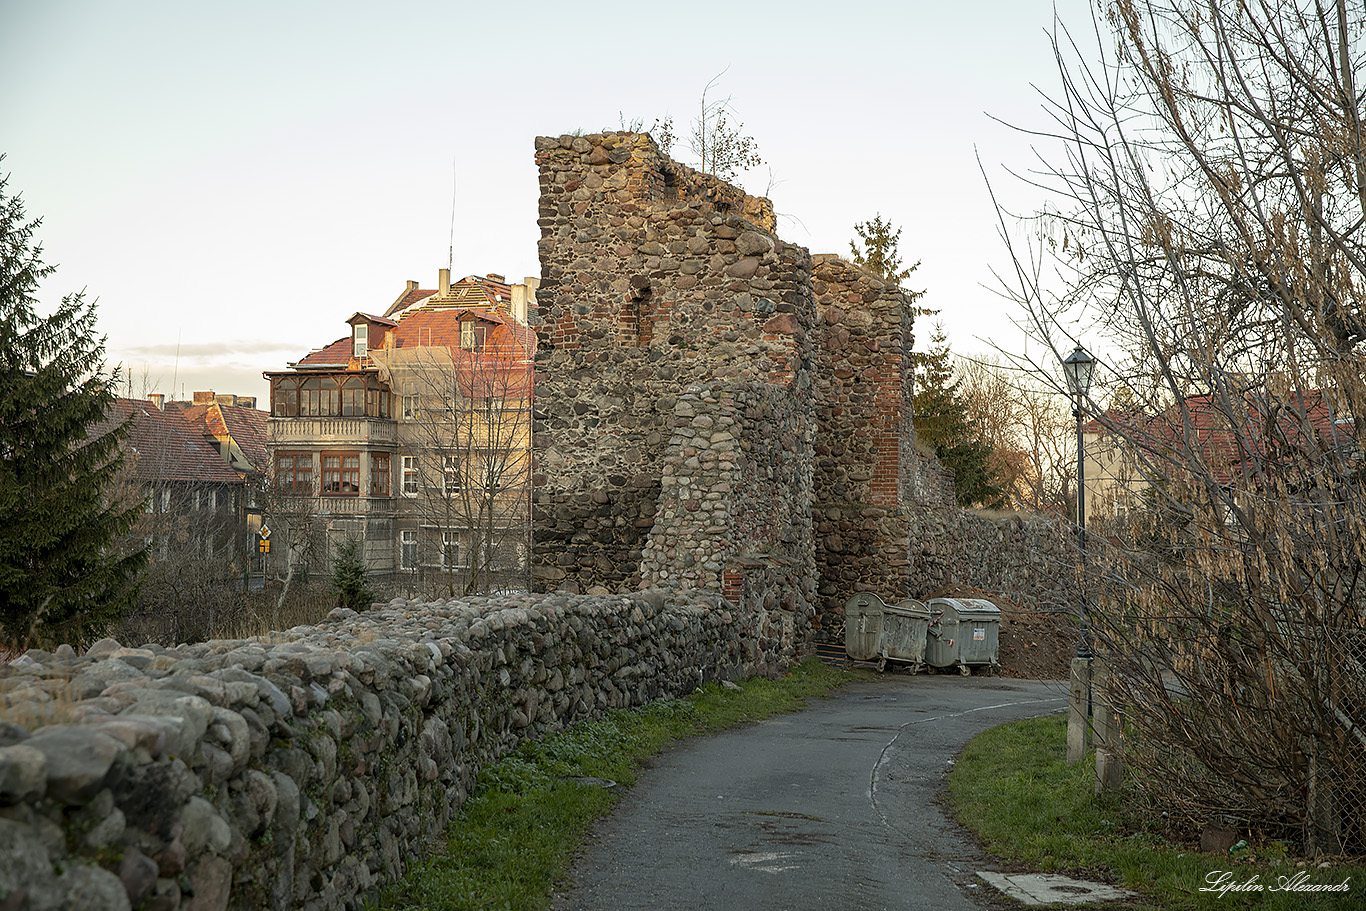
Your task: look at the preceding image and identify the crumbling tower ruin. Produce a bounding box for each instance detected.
[531,132,921,643]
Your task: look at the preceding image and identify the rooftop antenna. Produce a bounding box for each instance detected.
[448,156,458,272]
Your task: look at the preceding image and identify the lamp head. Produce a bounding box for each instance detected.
[1063,345,1096,398]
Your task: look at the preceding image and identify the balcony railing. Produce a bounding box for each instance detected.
[269,416,398,445]
[316,496,396,515]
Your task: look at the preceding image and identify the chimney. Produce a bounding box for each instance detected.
[193,391,214,405]
[511,276,538,324]
[147,393,165,410]
[439,268,451,299]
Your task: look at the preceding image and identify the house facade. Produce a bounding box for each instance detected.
[1081,390,1356,523]
[101,397,259,585]
[264,271,536,595]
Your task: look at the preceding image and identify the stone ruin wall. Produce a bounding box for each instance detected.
[639,381,816,661]
[531,132,818,644]
[902,440,1081,609]
[530,131,957,641]
[0,590,788,911]
[807,255,917,637]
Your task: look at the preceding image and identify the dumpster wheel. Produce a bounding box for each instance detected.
[959,663,972,677]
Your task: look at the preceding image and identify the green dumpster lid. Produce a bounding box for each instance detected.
[927,597,1001,620]
[886,598,930,618]
[844,592,886,614]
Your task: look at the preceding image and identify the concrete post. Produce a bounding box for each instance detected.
[1305,746,1342,856]
[1092,659,1122,794]
[1067,656,1092,763]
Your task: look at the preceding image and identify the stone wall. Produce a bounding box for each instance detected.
[531,132,815,596]
[903,445,1080,610]
[808,255,918,633]
[906,507,1080,609]
[639,381,817,663]
[0,590,783,911]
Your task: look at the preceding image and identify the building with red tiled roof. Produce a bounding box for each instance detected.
[264,270,537,594]
[1082,389,1358,521]
[96,397,258,575]
[180,396,270,479]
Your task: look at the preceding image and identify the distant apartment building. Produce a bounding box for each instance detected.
[264,271,536,595]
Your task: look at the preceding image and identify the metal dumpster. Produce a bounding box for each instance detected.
[844,592,886,662]
[844,593,930,671]
[878,598,930,672]
[926,598,1001,675]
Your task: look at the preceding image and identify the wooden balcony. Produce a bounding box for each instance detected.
[269,416,398,447]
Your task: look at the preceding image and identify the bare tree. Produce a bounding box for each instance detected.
[651,69,763,182]
[992,0,1366,853]
[381,345,531,598]
[956,353,1075,515]
[258,474,324,629]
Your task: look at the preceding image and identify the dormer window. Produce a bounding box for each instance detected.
[460,321,475,350]
[354,323,368,358]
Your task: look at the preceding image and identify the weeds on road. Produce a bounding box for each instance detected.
[948,715,1364,910]
[371,658,849,911]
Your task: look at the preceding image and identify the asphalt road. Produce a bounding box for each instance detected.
[554,674,1068,911]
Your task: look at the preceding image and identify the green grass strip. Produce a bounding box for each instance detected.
[371,658,850,911]
[947,714,1364,910]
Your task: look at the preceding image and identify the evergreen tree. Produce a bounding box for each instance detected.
[912,324,1005,509]
[850,213,914,284]
[849,214,935,337]
[330,536,375,611]
[0,170,145,649]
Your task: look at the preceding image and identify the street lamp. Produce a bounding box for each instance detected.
[1063,345,1096,659]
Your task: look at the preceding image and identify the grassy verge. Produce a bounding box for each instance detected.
[948,714,1364,909]
[371,658,850,911]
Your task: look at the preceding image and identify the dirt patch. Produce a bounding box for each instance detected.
[923,586,1077,680]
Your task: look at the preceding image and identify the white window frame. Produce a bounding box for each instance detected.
[443,456,462,494]
[441,532,460,569]
[353,323,368,358]
[402,393,420,420]
[400,530,417,570]
[460,321,475,350]
[402,456,419,496]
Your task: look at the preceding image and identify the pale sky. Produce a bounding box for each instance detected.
[3,0,1095,405]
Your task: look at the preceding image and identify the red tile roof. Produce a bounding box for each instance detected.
[295,337,351,367]
[288,274,535,369]
[1085,391,1354,485]
[181,402,269,473]
[96,399,243,485]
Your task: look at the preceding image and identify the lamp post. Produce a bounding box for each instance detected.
[1063,344,1096,659]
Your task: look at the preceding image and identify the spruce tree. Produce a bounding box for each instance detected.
[330,536,375,611]
[912,325,1005,509]
[0,169,145,650]
[850,213,916,286]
